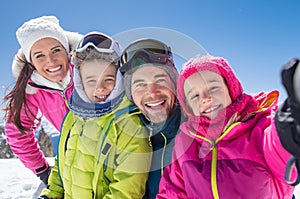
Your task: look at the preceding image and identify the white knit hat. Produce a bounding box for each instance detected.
[16,16,69,62]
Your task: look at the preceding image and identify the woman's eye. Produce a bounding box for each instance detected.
[35,54,44,59]
[53,48,61,53]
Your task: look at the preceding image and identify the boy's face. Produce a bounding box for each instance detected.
[131,65,176,124]
[184,70,232,119]
[80,59,117,103]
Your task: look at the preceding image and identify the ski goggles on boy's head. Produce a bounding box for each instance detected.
[120,39,174,74]
[76,31,122,57]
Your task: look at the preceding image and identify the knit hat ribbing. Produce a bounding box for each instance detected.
[177,54,243,116]
[16,16,69,62]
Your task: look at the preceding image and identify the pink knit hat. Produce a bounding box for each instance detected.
[177,54,243,116]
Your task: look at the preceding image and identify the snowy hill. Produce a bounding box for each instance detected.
[0,116,59,198]
[0,158,54,199]
[0,117,59,198]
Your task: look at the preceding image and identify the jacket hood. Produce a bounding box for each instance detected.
[177,54,243,116]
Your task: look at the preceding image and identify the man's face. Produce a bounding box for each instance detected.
[131,65,176,124]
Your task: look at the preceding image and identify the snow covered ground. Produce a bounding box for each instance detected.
[0,158,54,199]
[0,158,300,198]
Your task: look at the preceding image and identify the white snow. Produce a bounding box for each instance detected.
[0,157,300,198]
[0,158,54,199]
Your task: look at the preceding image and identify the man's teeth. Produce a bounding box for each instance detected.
[146,101,164,107]
[204,106,218,113]
[48,66,61,72]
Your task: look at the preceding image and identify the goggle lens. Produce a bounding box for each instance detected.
[75,32,122,61]
[119,49,174,75]
[79,34,112,49]
[121,39,171,65]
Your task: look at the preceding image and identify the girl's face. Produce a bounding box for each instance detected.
[30,38,69,82]
[80,59,117,103]
[184,70,232,119]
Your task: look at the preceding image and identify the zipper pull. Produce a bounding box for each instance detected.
[61,90,69,108]
[148,129,152,147]
[210,140,216,150]
[61,90,66,100]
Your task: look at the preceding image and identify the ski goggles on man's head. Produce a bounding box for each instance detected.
[120,39,174,74]
[76,31,122,57]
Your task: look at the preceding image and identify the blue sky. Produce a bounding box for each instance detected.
[1,0,300,105]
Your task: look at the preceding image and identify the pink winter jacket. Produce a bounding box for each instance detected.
[157,91,295,199]
[5,65,73,175]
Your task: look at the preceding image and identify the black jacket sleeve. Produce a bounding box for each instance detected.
[275,58,300,158]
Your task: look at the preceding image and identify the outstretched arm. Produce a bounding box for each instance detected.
[275,58,300,185]
[275,58,300,159]
[5,103,49,177]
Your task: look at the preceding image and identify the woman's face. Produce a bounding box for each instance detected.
[184,70,232,119]
[80,59,117,103]
[30,38,69,82]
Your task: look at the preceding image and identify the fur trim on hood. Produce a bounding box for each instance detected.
[11,48,26,80]
[64,31,83,53]
[11,31,83,80]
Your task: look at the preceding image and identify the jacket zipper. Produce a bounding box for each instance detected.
[187,122,240,199]
[148,129,153,147]
[160,132,167,176]
[60,90,70,108]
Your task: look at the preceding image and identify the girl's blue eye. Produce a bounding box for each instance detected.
[190,94,199,101]
[209,86,219,92]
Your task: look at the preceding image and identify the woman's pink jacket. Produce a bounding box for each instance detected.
[5,65,73,175]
